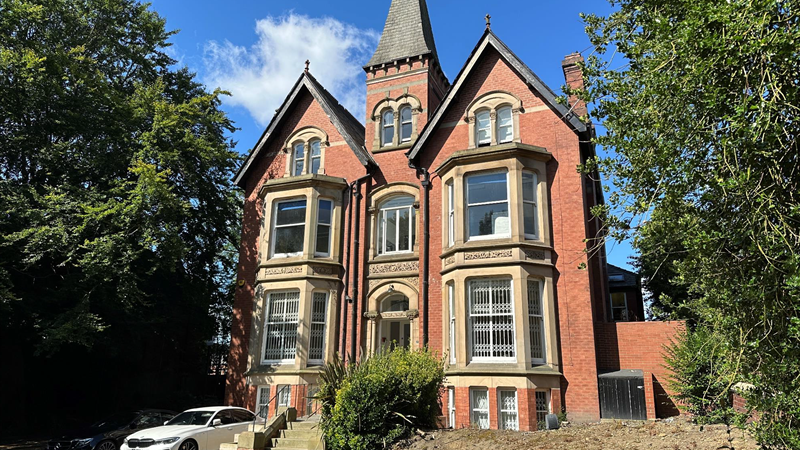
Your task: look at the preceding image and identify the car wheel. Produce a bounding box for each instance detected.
[96,441,116,450]
[178,440,197,450]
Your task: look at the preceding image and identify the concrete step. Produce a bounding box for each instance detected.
[281,429,321,439]
[285,421,318,430]
[271,437,319,449]
[233,434,240,444]
[219,443,238,450]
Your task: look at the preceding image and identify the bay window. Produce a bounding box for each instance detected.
[448,283,455,364]
[466,172,510,240]
[272,199,307,257]
[468,278,515,362]
[447,182,454,247]
[528,280,546,365]
[308,292,328,365]
[522,171,538,239]
[263,291,300,363]
[377,196,416,255]
[316,199,332,257]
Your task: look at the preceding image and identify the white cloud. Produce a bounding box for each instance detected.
[203,14,379,126]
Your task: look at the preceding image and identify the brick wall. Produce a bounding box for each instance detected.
[595,320,685,417]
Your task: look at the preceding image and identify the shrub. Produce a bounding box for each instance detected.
[317,347,445,450]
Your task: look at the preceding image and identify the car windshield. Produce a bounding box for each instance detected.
[166,411,214,426]
[91,412,137,430]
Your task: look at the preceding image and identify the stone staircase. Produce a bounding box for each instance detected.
[271,419,323,450]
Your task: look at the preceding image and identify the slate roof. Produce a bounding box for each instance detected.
[234,72,376,188]
[366,0,439,68]
[407,30,588,160]
[607,264,639,288]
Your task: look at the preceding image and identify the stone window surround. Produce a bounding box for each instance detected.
[282,126,329,177]
[248,280,339,370]
[258,178,344,265]
[464,90,524,149]
[371,93,423,152]
[441,264,559,370]
[368,182,421,260]
[440,154,549,252]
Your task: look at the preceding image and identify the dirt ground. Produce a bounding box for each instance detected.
[393,417,757,450]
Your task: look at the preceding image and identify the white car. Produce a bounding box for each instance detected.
[120,407,256,450]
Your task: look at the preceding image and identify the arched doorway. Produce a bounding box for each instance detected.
[365,282,419,354]
[379,295,411,350]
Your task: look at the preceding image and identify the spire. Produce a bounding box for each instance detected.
[366,0,439,68]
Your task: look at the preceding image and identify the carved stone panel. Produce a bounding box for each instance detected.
[369,261,419,276]
[523,249,546,261]
[311,265,337,276]
[463,249,513,261]
[262,266,303,276]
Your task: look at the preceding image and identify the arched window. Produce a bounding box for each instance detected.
[382,110,395,147]
[475,110,491,147]
[309,140,322,175]
[377,196,415,255]
[400,106,413,143]
[496,106,513,144]
[293,142,305,176]
[381,295,409,312]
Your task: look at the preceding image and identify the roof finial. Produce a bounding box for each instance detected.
[304,60,310,73]
[485,14,491,30]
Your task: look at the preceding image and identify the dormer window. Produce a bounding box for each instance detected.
[476,110,491,147]
[497,107,513,144]
[382,110,395,147]
[293,142,305,176]
[400,106,413,143]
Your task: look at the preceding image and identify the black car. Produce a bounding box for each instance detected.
[48,410,177,450]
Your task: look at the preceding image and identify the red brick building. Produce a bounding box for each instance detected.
[225,0,682,430]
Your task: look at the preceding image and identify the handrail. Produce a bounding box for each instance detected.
[251,385,291,431]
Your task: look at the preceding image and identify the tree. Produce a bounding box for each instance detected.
[0,0,241,432]
[578,0,800,447]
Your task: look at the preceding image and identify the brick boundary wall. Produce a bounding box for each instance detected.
[595,320,685,418]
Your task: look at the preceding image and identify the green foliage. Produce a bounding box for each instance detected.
[578,0,800,447]
[317,348,445,450]
[0,0,241,431]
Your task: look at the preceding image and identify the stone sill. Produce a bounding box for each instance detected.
[446,364,561,377]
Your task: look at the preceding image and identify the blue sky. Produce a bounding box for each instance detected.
[146,0,635,270]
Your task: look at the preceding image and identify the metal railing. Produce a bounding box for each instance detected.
[251,385,291,432]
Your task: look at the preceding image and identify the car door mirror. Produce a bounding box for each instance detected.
[163,421,169,426]
[212,419,222,427]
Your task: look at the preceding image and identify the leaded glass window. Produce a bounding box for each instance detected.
[499,390,519,430]
[470,388,490,429]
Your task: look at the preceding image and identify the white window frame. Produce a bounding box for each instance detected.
[611,292,629,321]
[261,290,300,365]
[535,390,551,426]
[528,280,547,365]
[468,278,516,363]
[277,385,291,407]
[378,198,415,255]
[315,199,333,257]
[292,142,305,176]
[308,291,328,365]
[447,182,455,247]
[475,110,491,146]
[381,110,395,147]
[271,198,307,258]
[448,386,456,429]
[309,140,322,175]
[400,106,413,143]
[256,385,271,418]
[496,106,513,144]
[470,388,490,429]
[448,283,456,365]
[465,171,511,242]
[498,389,519,431]
[522,171,538,240]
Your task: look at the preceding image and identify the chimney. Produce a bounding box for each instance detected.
[561,52,588,120]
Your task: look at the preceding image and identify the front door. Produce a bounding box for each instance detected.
[380,319,410,350]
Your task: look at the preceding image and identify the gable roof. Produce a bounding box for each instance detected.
[607,264,640,288]
[407,30,588,161]
[234,72,376,188]
[366,0,439,68]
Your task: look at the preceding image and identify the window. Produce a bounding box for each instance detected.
[382,295,409,312]
[448,387,456,429]
[316,199,332,257]
[263,291,300,363]
[377,196,416,254]
[466,172,509,240]
[277,385,291,407]
[470,388,490,429]
[134,413,162,428]
[256,385,271,417]
[382,110,395,147]
[448,283,455,365]
[293,142,305,176]
[611,292,628,321]
[522,172,538,238]
[468,279,515,361]
[308,292,328,365]
[528,280,546,365]
[499,390,519,431]
[230,409,255,423]
[272,200,307,257]
[475,110,491,146]
[310,140,322,174]
[400,107,413,142]
[535,391,550,426]
[496,106,513,144]
[214,410,235,425]
[447,182,455,246]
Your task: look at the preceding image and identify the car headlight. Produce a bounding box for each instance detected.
[154,438,180,446]
[74,439,93,448]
